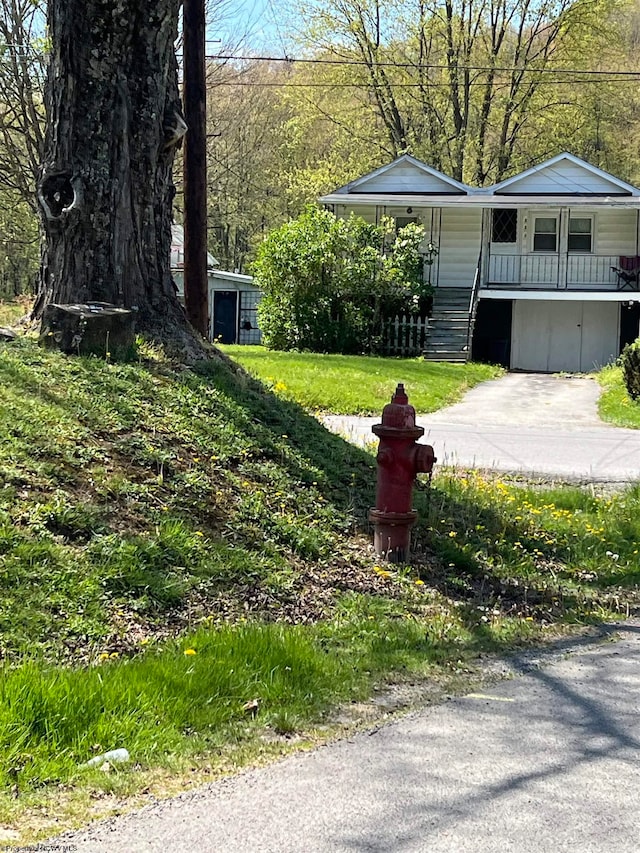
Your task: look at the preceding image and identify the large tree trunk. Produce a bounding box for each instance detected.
[33,0,204,356]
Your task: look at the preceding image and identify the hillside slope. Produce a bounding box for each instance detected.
[0,337,392,661]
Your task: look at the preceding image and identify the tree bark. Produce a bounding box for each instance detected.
[33,0,204,356]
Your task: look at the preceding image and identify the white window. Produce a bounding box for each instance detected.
[533,217,557,252]
[568,217,592,252]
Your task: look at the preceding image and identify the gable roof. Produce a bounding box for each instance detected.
[489,153,640,196]
[332,154,471,196]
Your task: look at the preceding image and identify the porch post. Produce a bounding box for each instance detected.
[559,206,569,289]
[481,208,490,288]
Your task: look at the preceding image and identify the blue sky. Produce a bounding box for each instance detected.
[212,0,293,53]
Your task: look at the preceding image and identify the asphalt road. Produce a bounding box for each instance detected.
[323,374,640,483]
[57,623,640,852]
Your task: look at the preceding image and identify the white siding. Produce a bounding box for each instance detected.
[437,209,482,287]
[592,209,637,256]
[516,208,623,253]
[499,163,628,195]
[354,163,464,194]
[580,302,619,369]
[511,300,619,372]
[210,270,254,289]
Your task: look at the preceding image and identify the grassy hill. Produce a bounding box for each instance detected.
[0,335,387,660]
[1,319,639,839]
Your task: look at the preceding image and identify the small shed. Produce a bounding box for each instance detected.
[171,224,262,344]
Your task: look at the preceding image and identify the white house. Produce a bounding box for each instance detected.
[170,224,262,344]
[319,153,640,372]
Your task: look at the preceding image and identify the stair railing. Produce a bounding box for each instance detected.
[466,251,482,355]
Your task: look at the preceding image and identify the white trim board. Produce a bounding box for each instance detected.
[479,289,640,301]
[320,194,640,208]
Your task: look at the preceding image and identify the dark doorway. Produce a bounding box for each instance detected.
[472,299,513,368]
[619,302,640,352]
[213,291,238,343]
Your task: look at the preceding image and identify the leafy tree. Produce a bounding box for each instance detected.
[201,57,383,274]
[254,206,427,353]
[0,0,45,205]
[293,0,620,183]
[0,189,38,297]
[0,0,45,296]
[202,59,295,273]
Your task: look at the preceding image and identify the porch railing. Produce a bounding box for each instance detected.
[487,254,620,289]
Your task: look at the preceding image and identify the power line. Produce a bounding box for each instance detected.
[207,52,640,78]
[206,77,640,88]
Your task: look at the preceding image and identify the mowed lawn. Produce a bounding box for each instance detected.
[598,364,640,429]
[220,346,502,415]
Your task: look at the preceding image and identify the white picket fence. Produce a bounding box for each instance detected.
[382,314,429,356]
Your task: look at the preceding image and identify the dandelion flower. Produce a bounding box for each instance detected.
[184,648,197,656]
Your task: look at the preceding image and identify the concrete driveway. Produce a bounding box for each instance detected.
[323,373,640,484]
[420,373,604,428]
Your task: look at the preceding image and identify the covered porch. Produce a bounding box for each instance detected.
[481,202,640,292]
[485,253,637,291]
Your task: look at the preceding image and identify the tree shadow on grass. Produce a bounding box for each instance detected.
[0,343,377,515]
[192,356,378,519]
[5,344,636,630]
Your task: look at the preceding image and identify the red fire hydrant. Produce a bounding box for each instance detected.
[369,383,436,562]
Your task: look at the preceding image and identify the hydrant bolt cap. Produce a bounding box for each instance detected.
[392,383,408,405]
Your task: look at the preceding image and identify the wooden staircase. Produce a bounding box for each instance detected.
[423,287,474,363]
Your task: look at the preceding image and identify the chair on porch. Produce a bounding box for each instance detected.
[611,256,640,290]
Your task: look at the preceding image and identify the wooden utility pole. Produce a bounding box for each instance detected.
[183,0,209,338]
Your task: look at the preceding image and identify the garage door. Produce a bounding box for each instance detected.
[511,300,619,372]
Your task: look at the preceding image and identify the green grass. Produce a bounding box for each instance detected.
[597,364,640,428]
[0,624,355,792]
[0,605,529,796]
[1,332,639,840]
[0,298,29,326]
[219,345,503,414]
[417,472,640,613]
[0,339,373,660]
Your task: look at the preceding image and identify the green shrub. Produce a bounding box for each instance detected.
[621,338,640,400]
[253,206,430,353]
